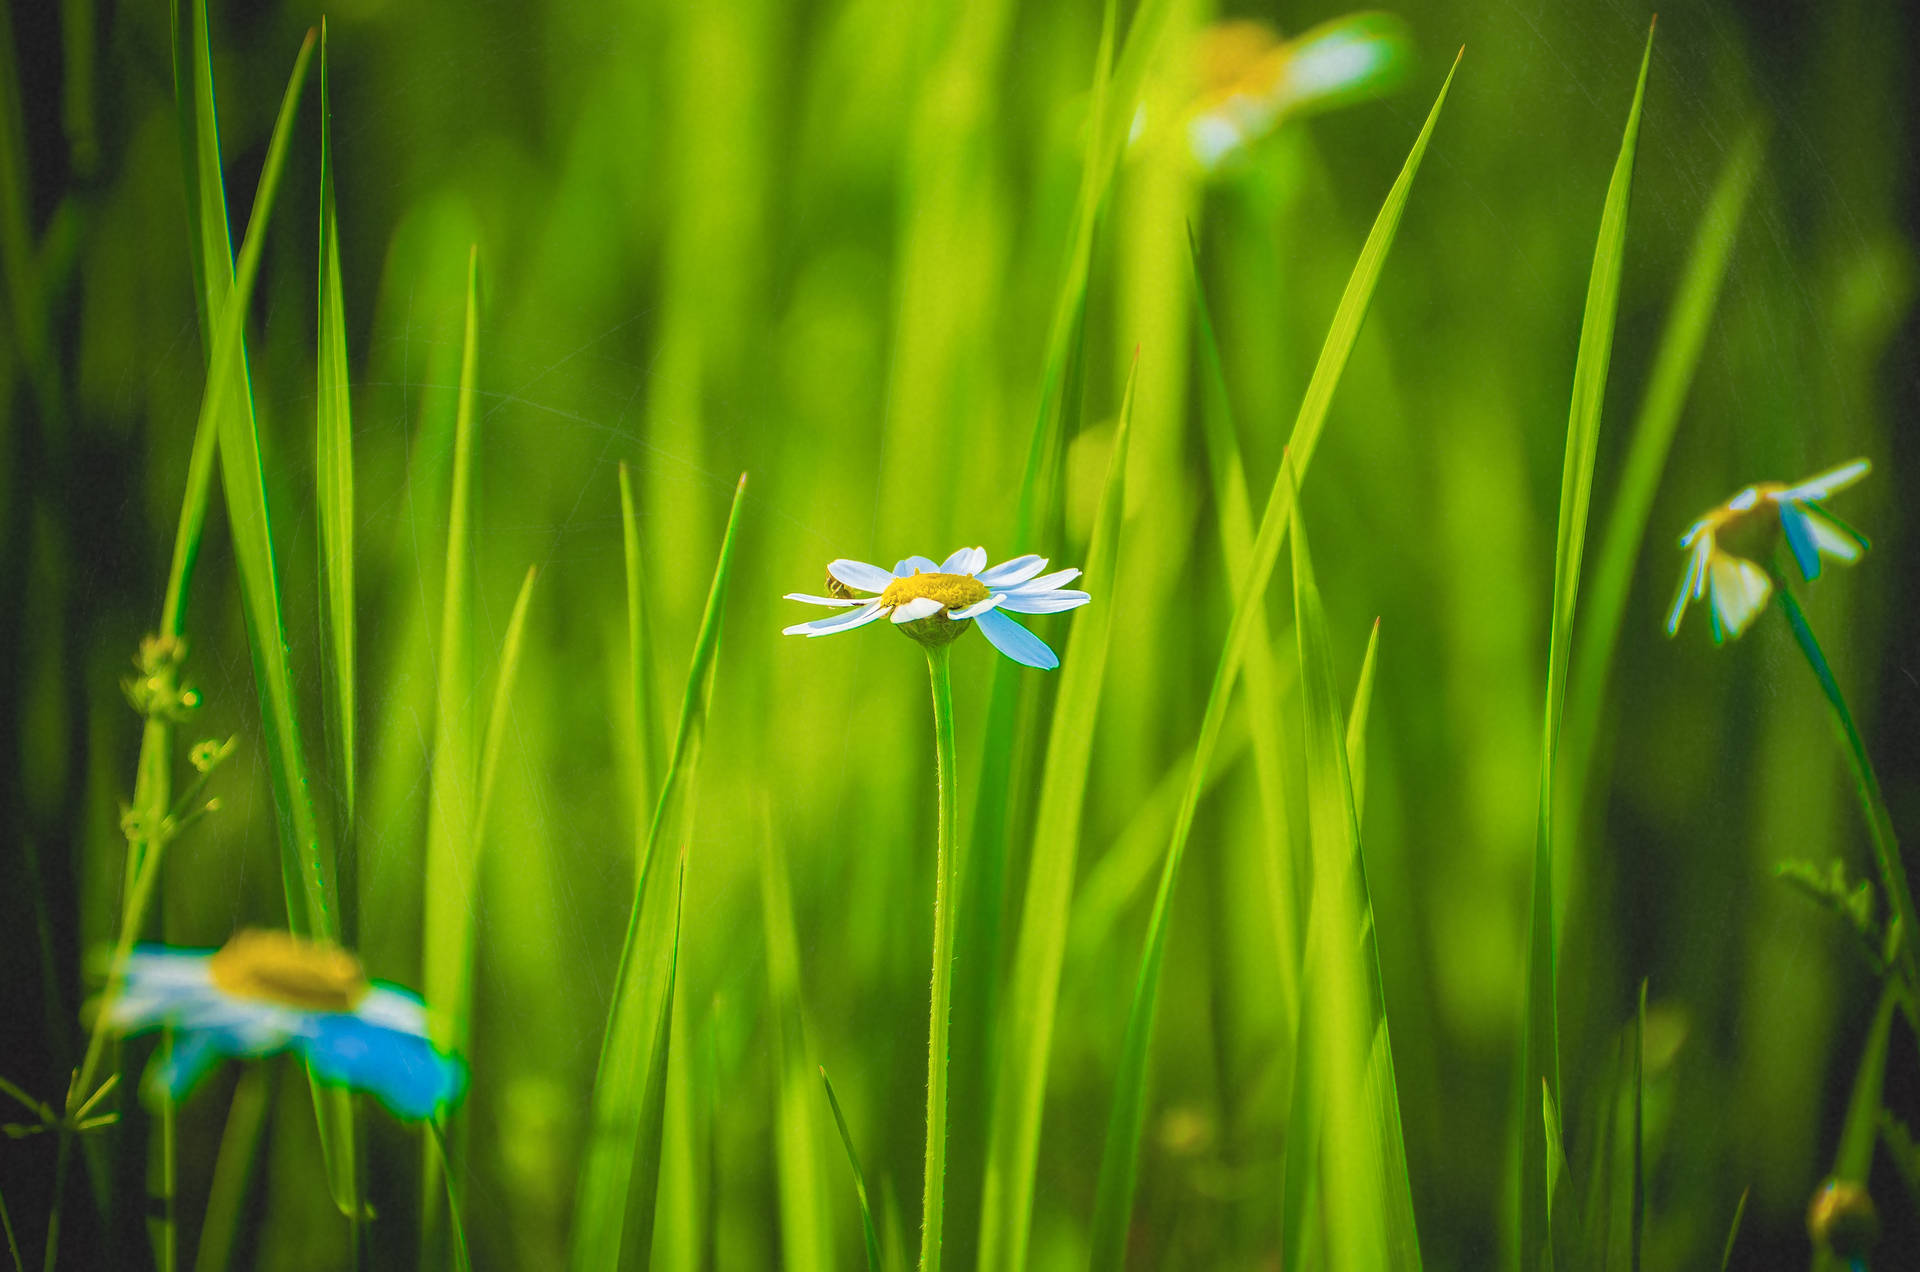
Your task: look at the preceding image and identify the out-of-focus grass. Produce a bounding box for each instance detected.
[2,2,1917,1270]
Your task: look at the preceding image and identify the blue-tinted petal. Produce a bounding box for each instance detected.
[938,547,987,575]
[995,589,1091,615]
[1780,458,1870,504]
[976,555,1047,587]
[150,1030,243,1101]
[300,1014,466,1121]
[783,601,888,637]
[783,592,867,607]
[949,594,1004,621]
[974,608,1059,670]
[827,559,895,592]
[1777,501,1822,582]
[1004,567,1081,593]
[893,555,940,576]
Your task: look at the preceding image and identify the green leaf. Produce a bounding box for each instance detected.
[821,1067,882,1272]
[316,18,358,929]
[1517,25,1653,1268]
[1561,123,1763,851]
[977,354,1135,1272]
[423,247,484,1057]
[760,812,833,1272]
[1088,55,1457,1268]
[1187,224,1303,1045]
[621,463,666,868]
[1280,482,1422,1271]
[570,475,749,1272]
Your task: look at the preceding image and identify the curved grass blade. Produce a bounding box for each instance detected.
[621,462,666,865]
[1718,1188,1748,1272]
[953,1,1170,1249]
[1561,125,1763,844]
[1279,485,1421,1271]
[1347,618,1381,831]
[422,245,484,1050]
[571,475,749,1272]
[760,809,833,1272]
[1187,224,1303,1042]
[474,567,537,850]
[977,355,1135,1272]
[1517,25,1653,1268]
[316,18,358,930]
[1087,57,1458,1268]
[821,1067,882,1272]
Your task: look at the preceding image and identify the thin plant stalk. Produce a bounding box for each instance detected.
[920,642,959,1272]
[1771,580,1920,998]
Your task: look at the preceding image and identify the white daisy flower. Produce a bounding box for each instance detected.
[103,929,466,1121]
[783,546,1091,670]
[1666,458,1872,644]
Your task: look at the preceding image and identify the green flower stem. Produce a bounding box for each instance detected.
[428,1119,472,1272]
[920,643,959,1272]
[1773,583,1920,1000]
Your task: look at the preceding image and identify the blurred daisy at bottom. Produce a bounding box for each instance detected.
[1666,457,1871,644]
[102,928,466,1121]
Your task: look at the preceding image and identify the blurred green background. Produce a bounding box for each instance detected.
[2,0,1916,1267]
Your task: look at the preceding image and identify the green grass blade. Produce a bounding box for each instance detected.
[423,246,483,1056]
[1346,618,1382,832]
[1561,125,1763,840]
[473,566,537,851]
[316,18,357,930]
[1187,224,1303,1041]
[570,475,748,1272]
[180,18,361,1226]
[1718,1189,1748,1272]
[621,462,666,866]
[1283,485,1422,1270]
[821,1067,882,1272]
[1517,25,1652,1268]
[1631,982,1645,1272]
[1089,58,1458,1267]
[978,355,1135,1272]
[760,812,833,1272]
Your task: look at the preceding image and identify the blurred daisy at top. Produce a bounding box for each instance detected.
[783,546,1089,670]
[1666,458,1871,644]
[1147,12,1412,170]
[102,928,466,1121]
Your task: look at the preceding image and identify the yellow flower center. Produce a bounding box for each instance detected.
[877,571,990,613]
[209,929,369,1012]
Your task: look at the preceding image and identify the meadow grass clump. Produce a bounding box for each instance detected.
[2,2,1916,1270]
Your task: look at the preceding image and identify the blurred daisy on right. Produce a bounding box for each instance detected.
[1665,458,1872,644]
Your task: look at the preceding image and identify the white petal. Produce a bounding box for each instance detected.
[784,592,867,607]
[1780,458,1870,504]
[890,597,944,624]
[1708,553,1772,643]
[996,589,1091,615]
[894,555,940,576]
[949,594,1005,621]
[356,984,431,1037]
[1802,504,1868,563]
[976,555,1048,587]
[944,547,987,575]
[784,601,888,637]
[1665,538,1710,637]
[828,559,895,592]
[974,608,1059,670]
[1004,567,1081,593]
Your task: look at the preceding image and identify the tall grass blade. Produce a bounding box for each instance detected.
[1517,25,1652,1268]
[474,567,537,850]
[1347,619,1381,831]
[621,463,665,862]
[821,1067,883,1272]
[180,17,364,1226]
[570,475,749,1271]
[1280,484,1422,1270]
[1089,58,1458,1267]
[1631,981,1645,1272]
[953,0,1168,1248]
[1187,225,1302,1039]
[1562,125,1763,840]
[316,18,358,931]
[760,811,833,1272]
[978,355,1135,1271]
[1718,1189,1748,1272]
[423,246,483,1054]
